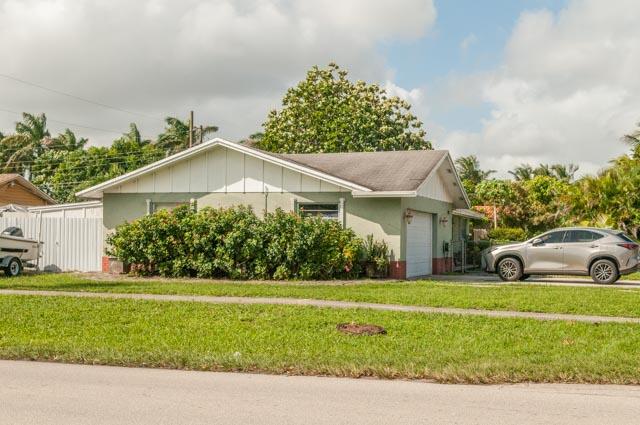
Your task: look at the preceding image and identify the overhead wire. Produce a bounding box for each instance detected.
[0,73,164,121]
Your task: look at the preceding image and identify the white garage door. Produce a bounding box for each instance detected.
[406,211,433,277]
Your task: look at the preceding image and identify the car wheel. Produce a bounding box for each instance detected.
[519,274,531,281]
[497,257,523,282]
[4,258,22,277]
[590,259,618,284]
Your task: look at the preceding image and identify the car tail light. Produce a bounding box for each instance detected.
[618,243,639,250]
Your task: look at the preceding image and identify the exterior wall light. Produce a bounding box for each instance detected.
[404,209,414,224]
[439,215,449,226]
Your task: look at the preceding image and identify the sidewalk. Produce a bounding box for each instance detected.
[2,288,639,324]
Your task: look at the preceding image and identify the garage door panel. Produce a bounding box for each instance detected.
[406,212,432,277]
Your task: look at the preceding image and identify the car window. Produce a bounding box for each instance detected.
[564,230,604,243]
[619,233,637,243]
[539,231,565,244]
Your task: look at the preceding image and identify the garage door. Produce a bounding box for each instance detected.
[406,211,433,277]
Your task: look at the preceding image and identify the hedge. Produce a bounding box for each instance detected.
[487,227,528,242]
[106,205,366,280]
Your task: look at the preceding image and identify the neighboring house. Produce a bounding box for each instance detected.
[0,174,55,207]
[78,138,473,278]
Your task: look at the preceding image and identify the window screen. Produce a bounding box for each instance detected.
[298,203,339,220]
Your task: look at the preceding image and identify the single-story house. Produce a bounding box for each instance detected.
[0,174,56,207]
[77,138,475,278]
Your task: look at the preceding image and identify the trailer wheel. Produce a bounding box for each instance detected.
[4,258,22,277]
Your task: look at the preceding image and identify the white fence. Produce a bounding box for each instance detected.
[0,216,103,272]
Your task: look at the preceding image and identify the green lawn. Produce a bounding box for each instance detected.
[2,294,640,384]
[2,273,640,318]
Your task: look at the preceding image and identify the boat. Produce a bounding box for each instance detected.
[0,227,42,276]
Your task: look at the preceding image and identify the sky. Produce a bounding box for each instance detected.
[1,0,639,177]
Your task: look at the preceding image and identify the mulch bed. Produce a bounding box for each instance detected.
[336,323,387,336]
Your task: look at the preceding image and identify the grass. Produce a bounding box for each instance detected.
[2,294,640,384]
[2,273,640,318]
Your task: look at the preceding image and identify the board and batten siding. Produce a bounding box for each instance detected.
[105,146,348,194]
[417,170,454,203]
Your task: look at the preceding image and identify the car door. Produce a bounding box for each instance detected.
[525,231,566,272]
[562,230,604,273]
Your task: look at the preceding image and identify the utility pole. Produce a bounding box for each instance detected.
[188,110,194,148]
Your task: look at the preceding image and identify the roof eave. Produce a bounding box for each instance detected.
[352,190,417,198]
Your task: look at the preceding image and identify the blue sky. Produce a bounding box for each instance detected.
[383,0,568,133]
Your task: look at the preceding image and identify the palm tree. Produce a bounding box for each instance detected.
[509,164,534,181]
[455,155,495,185]
[157,117,218,154]
[622,122,640,159]
[51,128,88,151]
[0,112,50,176]
[550,163,579,182]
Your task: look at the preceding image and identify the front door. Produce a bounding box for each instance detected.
[525,230,566,272]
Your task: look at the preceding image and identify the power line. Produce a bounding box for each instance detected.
[0,73,164,121]
[0,107,124,135]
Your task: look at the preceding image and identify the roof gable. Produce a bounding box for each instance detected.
[0,174,56,205]
[77,139,368,198]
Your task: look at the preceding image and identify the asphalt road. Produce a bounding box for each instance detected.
[2,361,640,425]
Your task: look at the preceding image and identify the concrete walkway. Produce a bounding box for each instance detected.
[431,273,640,288]
[2,288,639,324]
[3,360,640,425]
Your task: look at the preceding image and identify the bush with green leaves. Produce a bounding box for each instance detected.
[361,234,389,278]
[107,205,363,280]
[487,227,528,242]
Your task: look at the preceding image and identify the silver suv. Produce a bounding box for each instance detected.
[484,227,639,284]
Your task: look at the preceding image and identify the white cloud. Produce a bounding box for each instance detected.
[460,33,477,51]
[0,0,436,144]
[439,0,640,177]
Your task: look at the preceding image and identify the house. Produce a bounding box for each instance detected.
[77,138,474,278]
[0,174,56,207]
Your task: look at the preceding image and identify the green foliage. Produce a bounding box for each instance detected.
[361,234,390,278]
[475,179,514,206]
[487,227,527,242]
[107,206,363,280]
[258,63,431,153]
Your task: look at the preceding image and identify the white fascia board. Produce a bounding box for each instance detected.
[76,138,371,198]
[415,153,471,208]
[221,140,371,192]
[351,190,417,198]
[28,200,103,212]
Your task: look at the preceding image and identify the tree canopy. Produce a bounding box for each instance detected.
[257,63,431,153]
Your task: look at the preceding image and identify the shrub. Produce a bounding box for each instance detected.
[361,234,389,278]
[487,227,527,242]
[107,206,364,280]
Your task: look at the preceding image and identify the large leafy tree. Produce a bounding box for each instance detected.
[258,63,431,153]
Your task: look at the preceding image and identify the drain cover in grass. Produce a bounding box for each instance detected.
[337,323,386,336]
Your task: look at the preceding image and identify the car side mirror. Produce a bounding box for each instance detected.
[531,238,543,246]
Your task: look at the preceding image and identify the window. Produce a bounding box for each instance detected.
[539,231,565,244]
[153,202,187,212]
[298,203,339,221]
[564,230,604,243]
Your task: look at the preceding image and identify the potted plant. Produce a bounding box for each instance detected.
[362,234,390,278]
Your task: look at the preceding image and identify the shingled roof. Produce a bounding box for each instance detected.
[277,150,448,191]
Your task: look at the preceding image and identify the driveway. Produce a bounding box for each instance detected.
[2,360,640,425]
[432,273,640,288]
